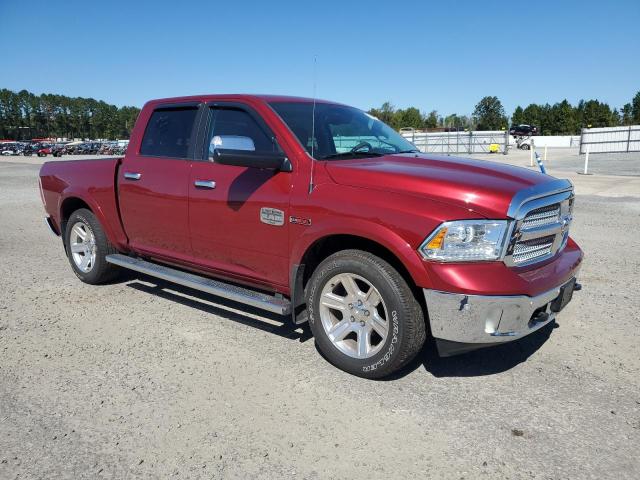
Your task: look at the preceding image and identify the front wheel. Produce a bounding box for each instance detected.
[64,208,120,284]
[306,250,426,379]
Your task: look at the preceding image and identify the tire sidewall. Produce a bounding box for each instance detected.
[307,255,410,378]
[64,210,108,284]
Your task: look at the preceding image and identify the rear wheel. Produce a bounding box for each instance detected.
[64,209,119,284]
[306,250,426,379]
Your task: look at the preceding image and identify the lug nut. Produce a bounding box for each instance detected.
[357,300,363,306]
[348,303,353,309]
[364,310,370,316]
[360,321,365,326]
[350,316,355,322]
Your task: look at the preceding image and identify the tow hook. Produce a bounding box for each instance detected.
[574,283,582,292]
[531,311,550,324]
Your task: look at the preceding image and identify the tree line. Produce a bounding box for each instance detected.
[0,89,140,140]
[3,87,639,139]
[368,91,640,135]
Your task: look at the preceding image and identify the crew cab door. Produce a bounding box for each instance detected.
[188,103,291,288]
[118,104,200,262]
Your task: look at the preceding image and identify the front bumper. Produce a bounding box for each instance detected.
[45,216,60,236]
[424,279,577,356]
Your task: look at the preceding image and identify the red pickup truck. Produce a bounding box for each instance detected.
[39,94,583,378]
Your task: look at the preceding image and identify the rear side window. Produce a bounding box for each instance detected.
[140,107,198,158]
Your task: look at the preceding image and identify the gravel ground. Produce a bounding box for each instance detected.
[1,155,639,479]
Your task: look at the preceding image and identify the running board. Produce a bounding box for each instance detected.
[106,254,291,315]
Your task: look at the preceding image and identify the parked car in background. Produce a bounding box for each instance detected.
[22,144,37,156]
[51,144,67,157]
[37,145,53,157]
[510,124,538,136]
[1,143,20,155]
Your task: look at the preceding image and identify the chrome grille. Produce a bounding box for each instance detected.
[512,235,555,263]
[504,181,574,267]
[521,204,560,229]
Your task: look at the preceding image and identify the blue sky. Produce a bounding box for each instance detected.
[0,0,638,117]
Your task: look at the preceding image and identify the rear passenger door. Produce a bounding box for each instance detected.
[188,103,292,288]
[118,103,199,263]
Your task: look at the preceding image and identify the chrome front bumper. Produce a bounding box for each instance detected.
[45,216,59,236]
[424,283,572,346]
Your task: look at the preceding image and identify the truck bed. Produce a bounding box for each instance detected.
[39,157,127,248]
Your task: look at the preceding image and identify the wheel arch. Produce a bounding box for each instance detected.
[58,192,122,250]
[290,229,432,325]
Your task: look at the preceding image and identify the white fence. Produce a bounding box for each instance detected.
[400,129,509,154]
[579,125,640,154]
[512,135,581,148]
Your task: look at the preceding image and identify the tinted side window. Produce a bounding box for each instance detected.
[140,107,198,158]
[208,108,276,158]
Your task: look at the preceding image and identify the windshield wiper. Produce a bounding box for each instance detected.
[320,151,386,160]
[395,149,420,154]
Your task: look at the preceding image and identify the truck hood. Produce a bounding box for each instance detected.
[324,153,555,218]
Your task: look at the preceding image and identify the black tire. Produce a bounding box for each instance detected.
[521,144,530,150]
[64,208,119,284]
[306,250,426,379]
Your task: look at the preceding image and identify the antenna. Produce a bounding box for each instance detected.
[309,55,317,194]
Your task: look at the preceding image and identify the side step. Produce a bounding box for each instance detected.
[106,254,291,315]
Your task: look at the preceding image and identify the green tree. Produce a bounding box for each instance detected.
[548,100,577,135]
[424,110,439,129]
[395,107,424,129]
[0,88,140,140]
[621,103,633,125]
[367,102,397,128]
[443,113,470,129]
[632,91,640,124]
[473,96,507,130]
[511,106,525,126]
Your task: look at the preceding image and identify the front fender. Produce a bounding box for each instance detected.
[290,217,433,289]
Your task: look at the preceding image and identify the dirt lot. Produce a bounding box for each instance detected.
[1,152,639,479]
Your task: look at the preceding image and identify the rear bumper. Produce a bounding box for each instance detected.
[424,276,579,355]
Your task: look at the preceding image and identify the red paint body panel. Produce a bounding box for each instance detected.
[188,162,291,288]
[38,94,583,301]
[325,154,552,219]
[117,156,191,262]
[40,158,129,250]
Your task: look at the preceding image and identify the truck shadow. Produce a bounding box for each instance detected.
[122,273,312,343]
[388,321,557,379]
[115,272,555,379]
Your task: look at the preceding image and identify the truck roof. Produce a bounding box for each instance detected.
[144,94,341,107]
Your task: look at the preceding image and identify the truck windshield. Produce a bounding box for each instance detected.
[269,102,418,160]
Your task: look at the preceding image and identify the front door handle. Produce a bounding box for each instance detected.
[124,172,142,180]
[194,180,216,189]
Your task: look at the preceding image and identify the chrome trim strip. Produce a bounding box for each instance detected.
[194,180,216,189]
[124,172,142,180]
[507,179,573,219]
[45,216,59,236]
[105,254,291,315]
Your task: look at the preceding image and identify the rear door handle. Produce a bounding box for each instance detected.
[194,180,216,189]
[124,172,141,180]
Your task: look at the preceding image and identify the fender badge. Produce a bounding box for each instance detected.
[260,208,284,226]
[289,216,312,226]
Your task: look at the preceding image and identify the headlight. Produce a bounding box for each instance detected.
[419,220,509,261]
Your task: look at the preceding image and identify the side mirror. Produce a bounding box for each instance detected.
[213,148,292,172]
